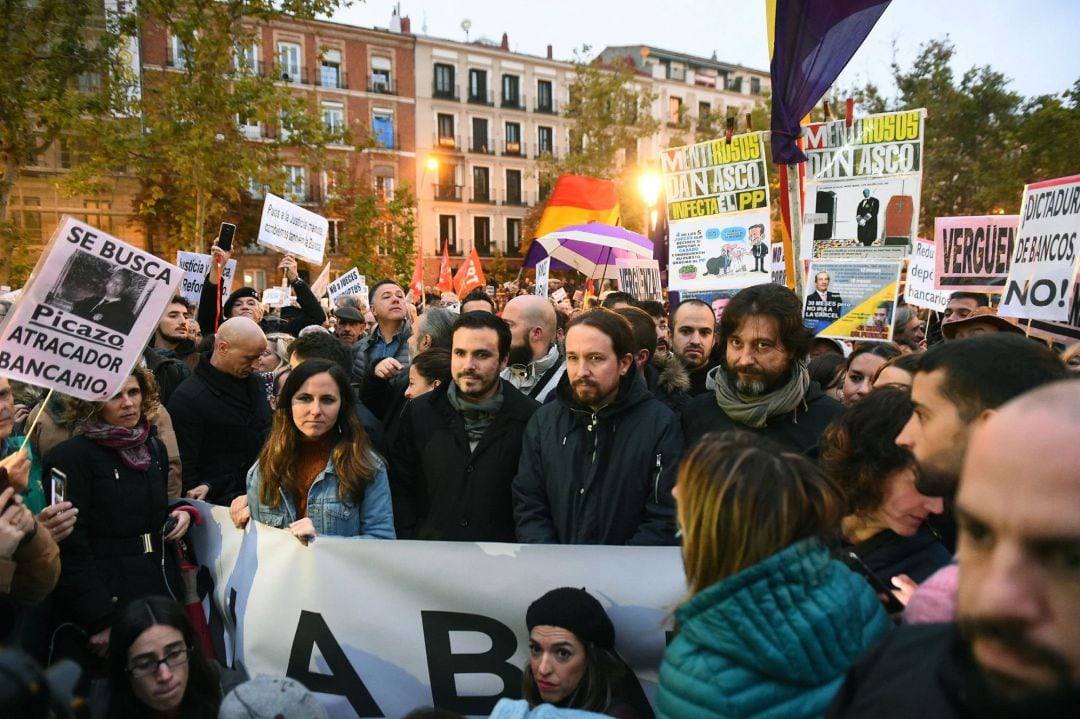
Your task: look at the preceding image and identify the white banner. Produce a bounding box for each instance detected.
[0,216,181,400]
[328,267,364,302]
[616,258,663,301]
[190,505,682,719]
[534,257,550,298]
[999,175,1080,322]
[257,193,329,265]
[176,251,237,306]
[906,238,949,312]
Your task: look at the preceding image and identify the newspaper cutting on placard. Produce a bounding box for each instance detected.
[188,505,682,718]
[257,192,329,265]
[803,260,902,340]
[933,215,1017,292]
[800,109,925,260]
[998,175,1080,322]
[534,257,550,298]
[327,267,364,303]
[662,133,772,291]
[616,258,663,302]
[681,289,742,324]
[176,251,237,306]
[0,217,181,400]
[907,238,950,312]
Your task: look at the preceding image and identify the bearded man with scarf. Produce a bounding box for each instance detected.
[681,284,843,455]
[389,312,539,541]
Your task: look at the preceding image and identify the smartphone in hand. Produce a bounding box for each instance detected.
[50,468,68,505]
[844,550,906,614]
[217,222,237,252]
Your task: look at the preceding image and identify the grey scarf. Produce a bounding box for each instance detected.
[706,359,810,429]
[446,381,505,443]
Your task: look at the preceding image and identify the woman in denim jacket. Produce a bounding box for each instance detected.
[246,359,394,542]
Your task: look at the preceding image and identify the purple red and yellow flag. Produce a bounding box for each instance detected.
[533,174,620,239]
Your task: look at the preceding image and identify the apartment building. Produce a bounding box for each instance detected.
[412,33,575,276]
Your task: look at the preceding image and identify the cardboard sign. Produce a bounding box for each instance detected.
[551,287,567,303]
[804,260,903,341]
[906,238,950,312]
[999,175,1080,322]
[256,192,329,265]
[0,217,181,400]
[616,258,663,301]
[261,287,288,307]
[534,257,551,298]
[328,267,364,302]
[770,242,787,287]
[176,251,237,306]
[933,215,1017,292]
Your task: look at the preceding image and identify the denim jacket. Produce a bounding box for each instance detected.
[246,454,395,539]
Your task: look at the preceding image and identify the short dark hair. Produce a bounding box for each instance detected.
[411,347,452,386]
[615,306,657,356]
[601,291,637,309]
[566,308,635,359]
[168,295,194,312]
[461,287,495,312]
[819,386,917,515]
[948,291,990,307]
[453,311,512,360]
[719,284,812,360]
[846,342,903,371]
[368,278,402,306]
[671,298,713,328]
[636,300,665,320]
[287,332,352,376]
[808,353,845,390]
[916,333,1066,421]
[749,223,765,234]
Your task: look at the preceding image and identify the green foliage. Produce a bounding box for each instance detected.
[327,175,417,286]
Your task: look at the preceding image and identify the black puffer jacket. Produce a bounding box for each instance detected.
[44,433,177,634]
[167,353,272,503]
[513,370,681,546]
[389,381,539,541]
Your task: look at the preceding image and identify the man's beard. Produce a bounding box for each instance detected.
[506,342,534,368]
[157,328,187,345]
[913,454,962,500]
[724,360,788,397]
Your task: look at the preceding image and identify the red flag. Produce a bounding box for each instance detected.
[534,174,620,239]
[409,247,425,301]
[453,247,486,297]
[436,241,454,294]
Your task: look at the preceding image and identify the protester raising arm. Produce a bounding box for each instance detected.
[278,254,326,336]
[197,244,230,336]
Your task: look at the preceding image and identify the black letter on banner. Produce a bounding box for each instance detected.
[421,610,522,714]
[286,610,384,717]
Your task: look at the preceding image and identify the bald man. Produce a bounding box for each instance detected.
[167,317,273,504]
[829,380,1080,718]
[500,295,565,402]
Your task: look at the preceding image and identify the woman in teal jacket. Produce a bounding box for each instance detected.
[247,359,394,542]
[657,432,890,719]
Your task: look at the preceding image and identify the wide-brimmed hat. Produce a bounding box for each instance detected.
[942,306,1023,340]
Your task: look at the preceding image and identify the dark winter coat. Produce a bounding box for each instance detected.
[680,380,843,455]
[167,353,272,503]
[143,345,192,406]
[513,370,682,546]
[43,433,177,634]
[197,274,326,337]
[645,352,692,413]
[389,381,539,541]
[849,525,953,585]
[351,322,413,419]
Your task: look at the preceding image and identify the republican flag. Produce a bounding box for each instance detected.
[533,174,620,240]
[408,248,424,303]
[767,0,891,164]
[436,241,454,294]
[453,247,486,297]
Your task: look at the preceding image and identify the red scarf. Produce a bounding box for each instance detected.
[81,416,153,471]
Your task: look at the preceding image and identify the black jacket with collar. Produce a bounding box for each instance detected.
[389,380,539,541]
[166,353,272,504]
[513,370,682,546]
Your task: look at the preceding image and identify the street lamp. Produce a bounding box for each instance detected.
[638,169,662,234]
[426,157,439,173]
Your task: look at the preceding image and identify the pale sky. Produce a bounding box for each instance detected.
[331,0,1079,100]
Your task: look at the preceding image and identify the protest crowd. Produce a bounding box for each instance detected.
[0,223,1078,719]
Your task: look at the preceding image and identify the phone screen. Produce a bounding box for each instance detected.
[845,551,905,613]
[218,222,237,252]
[51,468,67,505]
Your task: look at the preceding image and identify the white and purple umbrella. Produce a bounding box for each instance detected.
[524,223,653,279]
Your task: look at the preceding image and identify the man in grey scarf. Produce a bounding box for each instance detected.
[680,284,843,454]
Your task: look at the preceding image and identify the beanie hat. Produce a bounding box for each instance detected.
[525,587,615,650]
[222,286,259,318]
[218,675,328,719]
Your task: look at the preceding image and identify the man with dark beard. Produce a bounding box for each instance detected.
[828,381,1080,719]
[680,283,842,452]
[513,309,681,545]
[143,296,198,405]
[499,295,565,403]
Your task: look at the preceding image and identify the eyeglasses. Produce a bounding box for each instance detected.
[127,645,190,678]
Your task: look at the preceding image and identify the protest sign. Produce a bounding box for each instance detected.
[770,242,787,287]
[803,260,902,341]
[261,287,289,307]
[1024,279,1080,345]
[616,258,663,302]
[999,175,1080,322]
[257,192,329,265]
[176,251,237,306]
[800,109,925,260]
[534,257,550,298]
[551,287,567,303]
[0,217,181,400]
[190,505,681,718]
[328,267,364,303]
[661,133,772,291]
[933,215,1017,292]
[907,238,950,312]
[681,288,741,323]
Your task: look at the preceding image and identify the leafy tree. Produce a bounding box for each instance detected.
[326,168,417,285]
[1017,79,1080,185]
[65,0,349,259]
[0,0,121,284]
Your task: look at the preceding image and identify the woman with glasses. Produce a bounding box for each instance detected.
[106,595,221,717]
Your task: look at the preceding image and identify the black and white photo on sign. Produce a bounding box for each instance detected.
[45,249,150,334]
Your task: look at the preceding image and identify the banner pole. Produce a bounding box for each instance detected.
[786,162,805,300]
[19,388,55,453]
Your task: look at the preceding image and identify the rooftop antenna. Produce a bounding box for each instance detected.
[461,19,472,42]
[422,11,427,34]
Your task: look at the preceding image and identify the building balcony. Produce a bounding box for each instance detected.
[433,184,463,202]
[470,191,496,204]
[502,190,533,207]
[501,94,527,111]
[316,68,349,90]
[434,133,461,151]
[467,89,494,106]
[433,82,460,101]
[534,99,558,115]
[368,78,397,95]
[468,137,495,154]
[502,140,527,157]
[475,239,494,256]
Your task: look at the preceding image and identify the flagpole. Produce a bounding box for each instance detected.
[787,163,805,300]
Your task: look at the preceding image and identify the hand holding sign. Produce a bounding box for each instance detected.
[278,254,299,283]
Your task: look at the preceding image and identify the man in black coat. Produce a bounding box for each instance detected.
[681,283,842,454]
[513,309,681,546]
[167,317,272,505]
[71,267,137,334]
[390,311,539,541]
